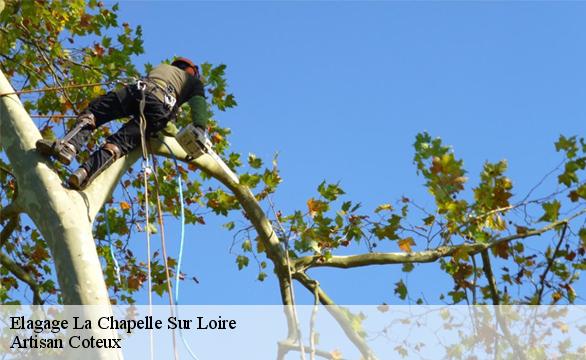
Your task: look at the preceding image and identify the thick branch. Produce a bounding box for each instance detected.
[294,209,586,271]
[277,341,336,360]
[294,272,377,360]
[0,214,19,248]
[0,200,22,223]
[149,136,291,271]
[0,251,43,304]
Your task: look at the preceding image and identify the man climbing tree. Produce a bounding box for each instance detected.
[36,57,209,189]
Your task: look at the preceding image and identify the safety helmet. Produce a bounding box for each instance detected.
[171,57,200,78]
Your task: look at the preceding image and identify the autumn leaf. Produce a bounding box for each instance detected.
[492,241,510,259]
[375,203,393,213]
[307,198,328,218]
[127,276,141,290]
[398,237,415,253]
[330,350,343,360]
[515,225,529,235]
[120,201,131,210]
[452,246,470,262]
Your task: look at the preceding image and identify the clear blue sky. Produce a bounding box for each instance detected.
[112,1,585,305]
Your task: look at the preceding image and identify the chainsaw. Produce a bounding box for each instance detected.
[175,124,239,184]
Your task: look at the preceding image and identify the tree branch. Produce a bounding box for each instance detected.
[480,250,499,305]
[0,200,22,223]
[294,209,586,271]
[294,272,377,360]
[0,251,43,304]
[277,340,337,360]
[0,214,19,248]
[535,223,568,304]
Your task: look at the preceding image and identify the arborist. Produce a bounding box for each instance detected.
[36,57,209,189]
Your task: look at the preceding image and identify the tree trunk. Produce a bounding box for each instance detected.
[1,70,120,360]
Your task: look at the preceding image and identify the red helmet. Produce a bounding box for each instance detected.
[171,57,200,78]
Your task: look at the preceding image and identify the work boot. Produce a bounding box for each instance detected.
[36,112,96,165]
[67,168,88,190]
[36,139,77,165]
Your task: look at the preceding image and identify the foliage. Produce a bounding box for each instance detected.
[1,1,585,314]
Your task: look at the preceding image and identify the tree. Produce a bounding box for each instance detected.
[1,1,585,359]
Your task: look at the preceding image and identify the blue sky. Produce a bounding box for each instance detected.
[111,1,586,305]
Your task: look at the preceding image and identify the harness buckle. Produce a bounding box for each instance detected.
[136,80,147,92]
[164,93,177,110]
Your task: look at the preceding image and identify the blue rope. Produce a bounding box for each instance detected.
[159,140,200,360]
[103,207,121,283]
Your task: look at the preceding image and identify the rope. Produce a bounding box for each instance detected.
[151,153,179,360]
[159,139,201,360]
[0,81,114,97]
[136,84,154,360]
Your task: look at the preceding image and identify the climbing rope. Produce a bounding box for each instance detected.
[151,152,179,360]
[9,79,203,359]
[0,81,116,97]
[4,79,188,358]
[158,139,201,360]
[136,83,155,360]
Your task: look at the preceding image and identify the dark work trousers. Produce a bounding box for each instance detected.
[68,84,174,176]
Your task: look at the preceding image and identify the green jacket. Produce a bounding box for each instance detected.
[147,64,209,135]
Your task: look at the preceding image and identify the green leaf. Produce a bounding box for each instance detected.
[374,204,393,213]
[146,223,157,234]
[341,201,352,212]
[402,263,414,273]
[317,181,345,201]
[241,239,252,252]
[223,221,235,231]
[236,255,249,270]
[579,228,586,248]
[394,279,408,300]
[539,200,561,222]
[257,272,267,282]
[247,153,263,169]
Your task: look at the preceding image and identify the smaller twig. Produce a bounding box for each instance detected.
[0,252,44,304]
[535,223,568,304]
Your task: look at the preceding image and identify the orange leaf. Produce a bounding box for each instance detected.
[120,201,131,210]
[492,241,510,259]
[307,198,328,218]
[398,237,415,253]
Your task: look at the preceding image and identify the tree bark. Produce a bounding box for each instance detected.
[1,70,119,360]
